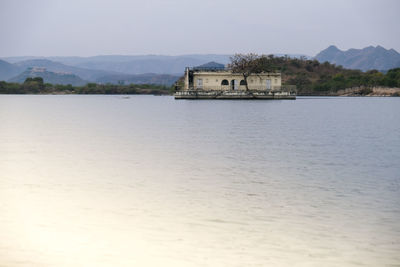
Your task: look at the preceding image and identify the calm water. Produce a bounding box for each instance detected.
[0,95,399,267]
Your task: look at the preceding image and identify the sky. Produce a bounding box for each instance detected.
[0,0,399,57]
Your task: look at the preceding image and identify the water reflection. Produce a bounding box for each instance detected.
[0,95,399,266]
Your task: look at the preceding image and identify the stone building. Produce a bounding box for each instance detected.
[184,66,282,91]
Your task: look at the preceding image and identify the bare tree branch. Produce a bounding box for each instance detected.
[228,53,263,91]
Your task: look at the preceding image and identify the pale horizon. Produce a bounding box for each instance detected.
[2,44,399,59]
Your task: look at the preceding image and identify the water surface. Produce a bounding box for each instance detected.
[1,95,399,266]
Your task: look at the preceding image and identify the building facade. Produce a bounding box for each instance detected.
[184,67,282,91]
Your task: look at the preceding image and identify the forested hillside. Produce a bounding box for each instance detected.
[242,55,400,95]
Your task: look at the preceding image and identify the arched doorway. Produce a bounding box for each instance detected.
[240,80,247,90]
[231,80,238,90]
[221,79,229,90]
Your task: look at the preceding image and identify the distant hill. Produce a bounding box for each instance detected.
[315,45,400,71]
[3,55,231,75]
[0,59,23,80]
[1,58,181,85]
[71,56,222,75]
[8,67,88,86]
[95,73,179,85]
[194,61,225,70]
[14,59,121,81]
[2,54,309,75]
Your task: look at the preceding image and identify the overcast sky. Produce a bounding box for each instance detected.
[0,0,399,57]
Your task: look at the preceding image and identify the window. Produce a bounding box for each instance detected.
[197,78,203,88]
[240,80,247,85]
[275,79,278,83]
[221,79,229,85]
[266,79,271,90]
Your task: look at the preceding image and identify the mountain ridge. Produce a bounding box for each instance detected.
[315,45,400,71]
[0,59,23,80]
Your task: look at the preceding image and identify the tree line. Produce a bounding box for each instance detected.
[0,77,173,95]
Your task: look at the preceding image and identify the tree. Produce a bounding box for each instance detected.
[228,53,262,91]
[23,77,44,93]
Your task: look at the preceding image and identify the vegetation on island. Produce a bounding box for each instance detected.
[228,54,400,95]
[0,77,172,95]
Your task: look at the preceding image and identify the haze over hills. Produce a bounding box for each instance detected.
[2,54,309,76]
[1,58,183,85]
[0,59,23,80]
[95,73,180,85]
[2,55,232,75]
[2,54,231,65]
[14,59,121,81]
[66,54,233,74]
[8,67,88,86]
[74,57,202,75]
[315,45,400,71]
[1,47,399,86]
[1,55,234,85]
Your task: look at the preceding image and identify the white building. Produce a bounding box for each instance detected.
[184,67,282,91]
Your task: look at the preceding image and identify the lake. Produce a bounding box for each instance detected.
[0,95,399,266]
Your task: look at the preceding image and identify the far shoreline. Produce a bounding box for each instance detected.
[0,93,398,97]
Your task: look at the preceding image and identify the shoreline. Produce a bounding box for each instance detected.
[0,93,398,97]
[1,86,399,97]
[298,86,400,97]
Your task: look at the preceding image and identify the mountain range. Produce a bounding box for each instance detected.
[315,45,400,71]
[1,46,399,85]
[0,55,235,85]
